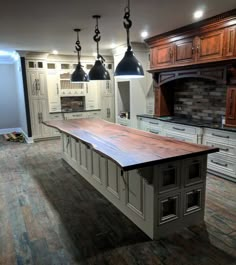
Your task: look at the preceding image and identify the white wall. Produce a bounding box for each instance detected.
[0,58,28,135]
[14,58,28,135]
[0,64,20,130]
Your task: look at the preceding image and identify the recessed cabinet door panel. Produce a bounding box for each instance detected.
[226,87,236,126]
[224,25,236,57]
[151,44,173,68]
[106,160,120,198]
[37,71,47,98]
[30,100,41,138]
[125,170,144,217]
[27,71,38,98]
[80,142,88,171]
[40,100,52,137]
[197,30,224,61]
[175,38,195,64]
[70,138,77,162]
[92,151,102,183]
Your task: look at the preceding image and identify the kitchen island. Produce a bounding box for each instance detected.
[43,118,218,239]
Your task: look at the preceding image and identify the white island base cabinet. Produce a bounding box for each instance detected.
[61,133,207,239]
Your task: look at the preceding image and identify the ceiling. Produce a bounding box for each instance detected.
[0,0,235,56]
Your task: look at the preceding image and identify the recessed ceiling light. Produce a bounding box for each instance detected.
[52,50,58,55]
[141,31,148,38]
[111,43,116,49]
[194,10,203,19]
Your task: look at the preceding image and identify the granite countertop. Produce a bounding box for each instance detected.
[50,109,101,114]
[137,114,236,133]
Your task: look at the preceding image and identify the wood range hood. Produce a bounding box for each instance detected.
[145,9,236,127]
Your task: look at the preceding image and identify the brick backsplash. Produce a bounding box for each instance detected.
[173,79,227,122]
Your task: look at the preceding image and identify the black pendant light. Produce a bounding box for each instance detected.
[114,0,144,78]
[71,29,89,83]
[89,15,110,80]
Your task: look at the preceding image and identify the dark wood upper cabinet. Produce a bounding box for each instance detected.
[146,9,236,72]
[225,86,236,127]
[151,44,174,68]
[224,25,236,57]
[196,30,224,62]
[175,37,196,64]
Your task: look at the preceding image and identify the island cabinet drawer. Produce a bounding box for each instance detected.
[207,154,236,178]
[158,193,181,225]
[155,161,181,194]
[203,138,236,158]
[182,156,206,187]
[183,185,204,216]
[204,128,236,144]
[163,122,198,135]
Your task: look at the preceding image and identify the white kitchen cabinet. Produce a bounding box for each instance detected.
[86,111,101,119]
[26,60,45,70]
[30,99,53,140]
[162,122,202,144]
[85,81,99,110]
[100,96,115,122]
[47,70,61,112]
[26,70,48,99]
[203,128,236,182]
[63,112,86,120]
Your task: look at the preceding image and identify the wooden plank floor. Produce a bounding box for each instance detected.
[0,137,235,265]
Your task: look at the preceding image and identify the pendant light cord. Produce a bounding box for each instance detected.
[123,0,132,51]
[75,29,81,65]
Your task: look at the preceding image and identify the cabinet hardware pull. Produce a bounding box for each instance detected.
[38,112,41,122]
[40,113,43,123]
[219,147,229,152]
[173,127,185,131]
[211,160,228,167]
[191,46,195,54]
[56,84,59,95]
[150,130,159,134]
[149,122,159,125]
[212,133,229,139]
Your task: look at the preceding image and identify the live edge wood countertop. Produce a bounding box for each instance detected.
[43,118,218,171]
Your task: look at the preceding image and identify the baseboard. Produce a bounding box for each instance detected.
[18,128,34,144]
[0,127,22,135]
[0,127,33,144]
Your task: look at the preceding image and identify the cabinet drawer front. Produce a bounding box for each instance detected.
[149,120,162,129]
[204,139,236,158]
[165,132,196,143]
[65,112,85,119]
[117,117,130,127]
[207,154,236,178]
[163,123,197,135]
[49,113,63,120]
[204,128,236,142]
